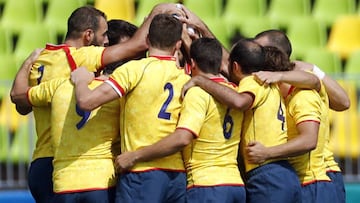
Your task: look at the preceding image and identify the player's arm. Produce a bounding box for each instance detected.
[182,75,253,111]
[253,70,320,91]
[247,121,319,164]
[295,61,350,111]
[178,5,229,77]
[321,74,350,111]
[103,3,186,65]
[115,128,193,173]
[10,48,43,115]
[71,67,119,111]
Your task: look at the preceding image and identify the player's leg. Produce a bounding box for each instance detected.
[28,157,54,203]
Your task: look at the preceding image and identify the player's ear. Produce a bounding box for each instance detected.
[84,29,94,44]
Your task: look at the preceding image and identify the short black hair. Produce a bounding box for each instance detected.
[190,38,222,74]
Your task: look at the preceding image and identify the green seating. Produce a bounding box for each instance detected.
[13,24,57,68]
[287,17,327,60]
[312,0,356,29]
[344,50,360,76]
[182,0,223,22]
[238,17,278,39]
[134,0,177,26]
[43,0,85,40]
[266,0,311,29]
[222,0,267,37]
[0,0,43,35]
[303,48,342,76]
[94,0,135,23]
[0,26,13,54]
[326,15,360,60]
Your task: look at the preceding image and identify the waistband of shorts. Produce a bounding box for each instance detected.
[245,160,292,178]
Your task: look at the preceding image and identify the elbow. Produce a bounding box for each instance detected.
[305,139,317,151]
[307,142,317,151]
[77,99,95,112]
[10,90,17,104]
[178,135,192,148]
[340,98,351,111]
[330,98,351,112]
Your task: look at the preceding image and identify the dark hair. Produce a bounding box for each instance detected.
[65,6,107,40]
[103,20,141,75]
[255,29,292,57]
[263,46,295,72]
[107,19,138,46]
[148,14,183,50]
[190,38,222,74]
[229,38,265,75]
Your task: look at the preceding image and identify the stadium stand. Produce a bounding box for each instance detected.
[0,0,359,198]
[94,0,135,23]
[326,15,360,60]
[303,48,343,75]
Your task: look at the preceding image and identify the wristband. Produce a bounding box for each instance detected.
[312,65,325,80]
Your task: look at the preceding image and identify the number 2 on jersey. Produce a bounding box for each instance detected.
[158,82,174,120]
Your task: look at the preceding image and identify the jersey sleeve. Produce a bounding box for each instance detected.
[28,78,68,106]
[288,89,322,124]
[176,87,208,137]
[74,46,105,71]
[238,76,269,108]
[105,60,147,97]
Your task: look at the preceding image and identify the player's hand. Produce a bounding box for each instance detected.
[252,71,282,86]
[181,77,198,99]
[246,141,268,164]
[27,48,43,63]
[70,67,94,85]
[151,3,186,19]
[115,152,137,174]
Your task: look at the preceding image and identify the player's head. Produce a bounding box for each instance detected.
[263,46,295,72]
[228,38,265,83]
[106,19,138,46]
[103,20,146,75]
[148,13,183,52]
[189,37,222,76]
[254,29,292,58]
[65,6,108,47]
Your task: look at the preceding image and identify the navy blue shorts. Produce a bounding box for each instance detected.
[28,157,54,203]
[302,180,337,203]
[115,170,186,203]
[186,186,245,203]
[327,171,345,203]
[245,160,302,203]
[53,187,115,203]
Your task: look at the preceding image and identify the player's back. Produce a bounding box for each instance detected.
[286,87,330,184]
[109,56,190,171]
[239,76,288,172]
[28,44,104,160]
[28,78,120,193]
[179,79,244,187]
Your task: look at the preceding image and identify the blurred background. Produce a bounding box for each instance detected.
[0,0,359,202]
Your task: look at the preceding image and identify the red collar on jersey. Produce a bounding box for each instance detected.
[149,55,176,61]
[45,43,69,50]
[210,77,237,88]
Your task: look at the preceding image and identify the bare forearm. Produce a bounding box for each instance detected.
[322,76,350,111]
[281,70,320,91]
[135,130,192,163]
[193,76,250,111]
[74,82,97,111]
[268,122,318,159]
[267,136,316,159]
[10,57,33,108]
